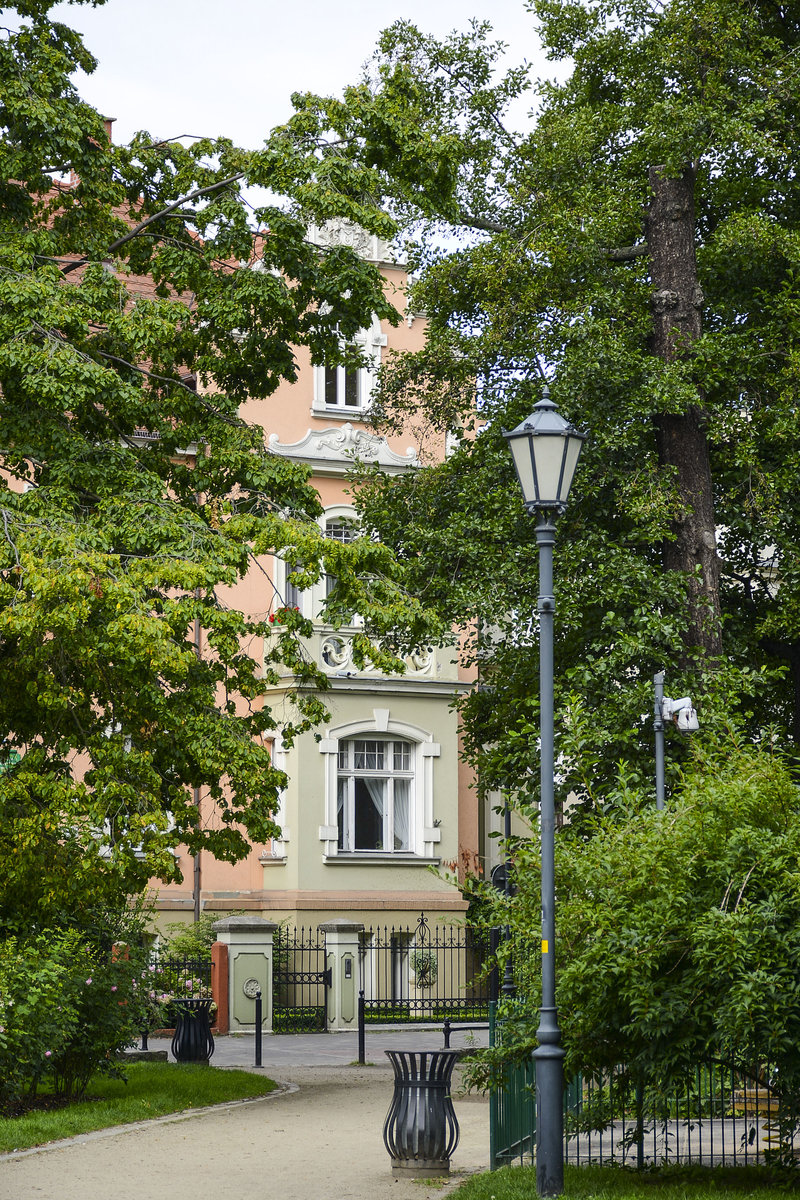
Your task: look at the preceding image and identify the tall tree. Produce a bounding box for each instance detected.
[289,2,800,806]
[0,1,436,930]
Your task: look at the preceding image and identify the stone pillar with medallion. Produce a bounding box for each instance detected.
[212,915,279,1033]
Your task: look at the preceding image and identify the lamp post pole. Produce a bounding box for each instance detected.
[654,671,666,811]
[502,797,516,998]
[653,674,698,809]
[532,511,564,1198]
[503,386,585,1200]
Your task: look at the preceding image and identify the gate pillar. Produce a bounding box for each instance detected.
[212,916,280,1034]
[319,920,364,1031]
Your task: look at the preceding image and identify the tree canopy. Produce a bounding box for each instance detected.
[0,0,440,933]
[284,0,800,810]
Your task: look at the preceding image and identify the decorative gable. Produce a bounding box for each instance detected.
[267,424,419,475]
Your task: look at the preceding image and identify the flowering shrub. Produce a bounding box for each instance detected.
[0,930,153,1107]
[141,958,213,1030]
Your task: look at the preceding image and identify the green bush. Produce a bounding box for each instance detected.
[0,928,153,1108]
[484,742,800,1105]
[0,933,81,1107]
[159,910,246,959]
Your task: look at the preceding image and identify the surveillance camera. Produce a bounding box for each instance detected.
[676,705,699,733]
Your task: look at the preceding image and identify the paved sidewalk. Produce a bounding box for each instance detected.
[0,1031,491,1200]
[153,1024,489,1070]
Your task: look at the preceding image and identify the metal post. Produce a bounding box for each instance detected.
[636,1077,645,1170]
[502,798,516,998]
[654,672,665,811]
[193,608,202,922]
[254,989,262,1067]
[357,989,365,1065]
[533,513,564,1198]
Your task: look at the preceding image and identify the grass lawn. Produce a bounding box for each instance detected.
[452,1164,800,1200]
[0,1062,278,1154]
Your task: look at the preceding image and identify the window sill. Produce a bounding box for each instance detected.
[310,405,370,421]
[323,853,440,866]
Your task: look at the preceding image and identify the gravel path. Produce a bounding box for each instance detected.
[0,1042,490,1200]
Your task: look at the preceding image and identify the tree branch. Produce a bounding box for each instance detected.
[458,211,511,235]
[60,172,246,275]
[605,243,649,261]
[94,352,241,427]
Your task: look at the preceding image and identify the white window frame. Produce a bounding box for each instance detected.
[277,554,305,618]
[336,737,414,853]
[305,506,361,625]
[311,315,387,418]
[317,711,441,861]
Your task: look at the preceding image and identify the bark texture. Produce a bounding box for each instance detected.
[646,164,722,658]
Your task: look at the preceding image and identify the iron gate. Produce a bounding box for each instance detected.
[272,926,331,1033]
[359,912,492,1024]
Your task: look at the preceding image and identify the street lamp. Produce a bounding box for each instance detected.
[504,386,586,1199]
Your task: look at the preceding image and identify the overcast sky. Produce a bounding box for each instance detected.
[44,0,551,148]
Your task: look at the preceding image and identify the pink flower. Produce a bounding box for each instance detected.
[111,986,118,993]
[85,978,92,985]
[45,1050,52,1057]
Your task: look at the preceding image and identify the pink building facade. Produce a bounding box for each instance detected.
[154,224,481,933]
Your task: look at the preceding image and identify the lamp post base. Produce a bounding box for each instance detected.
[533,1034,565,1197]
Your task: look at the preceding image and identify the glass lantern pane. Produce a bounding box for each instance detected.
[508,436,537,505]
[559,434,584,503]
[532,436,568,504]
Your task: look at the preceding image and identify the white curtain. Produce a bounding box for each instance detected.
[393,779,410,850]
[363,776,385,819]
[337,777,347,849]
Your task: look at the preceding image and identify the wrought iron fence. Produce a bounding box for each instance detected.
[150,955,212,1000]
[488,1004,798,1171]
[358,912,492,1025]
[143,955,213,1032]
[489,1002,536,1169]
[565,1064,797,1167]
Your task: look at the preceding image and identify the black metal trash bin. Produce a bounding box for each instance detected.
[171,998,215,1063]
[383,1049,460,1178]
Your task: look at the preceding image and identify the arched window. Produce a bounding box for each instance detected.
[337,738,413,853]
[318,714,442,861]
[324,515,358,600]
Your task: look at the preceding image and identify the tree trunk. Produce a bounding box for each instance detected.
[646,164,722,658]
